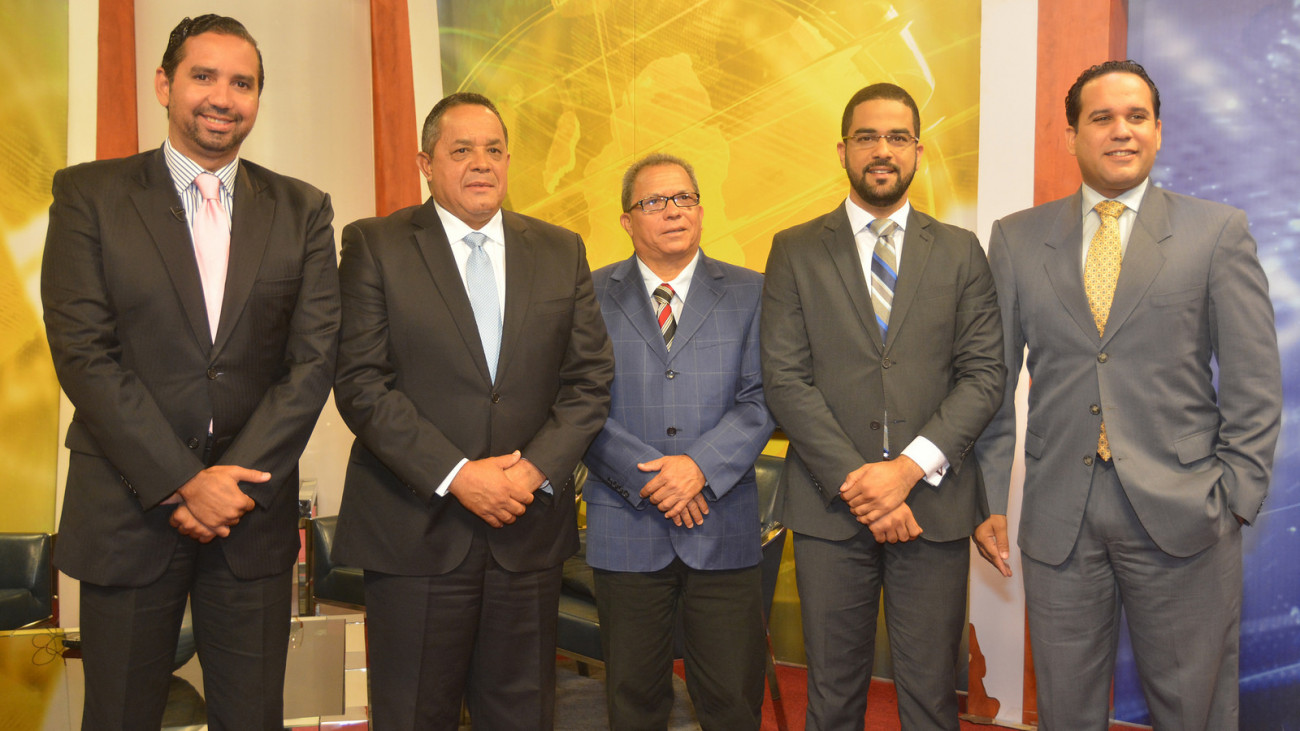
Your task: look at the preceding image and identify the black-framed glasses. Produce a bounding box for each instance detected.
[630,192,701,213]
[842,133,919,150]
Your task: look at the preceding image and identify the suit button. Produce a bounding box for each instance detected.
[1083,455,1094,466]
[1097,353,1108,363]
[1089,404,1101,415]
[666,427,678,436]
[188,437,201,449]
[206,367,219,380]
[870,421,882,430]
[881,357,892,368]
[491,392,501,403]
[666,370,677,380]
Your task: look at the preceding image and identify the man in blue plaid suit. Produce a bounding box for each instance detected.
[583,153,775,730]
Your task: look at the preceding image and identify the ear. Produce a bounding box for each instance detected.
[416,150,434,181]
[619,212,633,237]
[837,140,848,170]
[1065,126,1078,156]
[154,67,171,108]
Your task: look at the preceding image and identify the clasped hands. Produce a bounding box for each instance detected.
[840,457,925,543]
[165,465,265,543]
[639,455,709,528]
[449,451,546,528]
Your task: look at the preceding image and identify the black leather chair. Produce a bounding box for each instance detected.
[0,532,56,630]
[304,516,365,613]
[557,455,789,729]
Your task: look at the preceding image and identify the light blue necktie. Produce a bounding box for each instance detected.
[463,231,501,381]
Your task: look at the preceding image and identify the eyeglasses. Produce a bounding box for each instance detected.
[630,192,701,213]
[842,133,919,150]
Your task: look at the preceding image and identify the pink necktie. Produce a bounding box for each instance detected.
[192,172,229,341]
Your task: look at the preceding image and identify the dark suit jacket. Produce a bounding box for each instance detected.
[975,186,1281,563]
[583,252,774,572]
[331,199,614,575]
[761,204,1004,542]
[42,147,340,586]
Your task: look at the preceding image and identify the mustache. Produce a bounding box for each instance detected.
[861,160,899,176]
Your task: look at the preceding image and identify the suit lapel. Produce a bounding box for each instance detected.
[1101,186,1168,347]
[498,211,538,384]
[129,149,211,351]
[822,207,883,351]
[608,256,669,361]
[1041,191,1100,340]
[883,211,934,354]
[411,200,494,383]
[214,161,275,353]
[671,253,724,358]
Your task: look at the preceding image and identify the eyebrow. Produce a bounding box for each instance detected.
[849,126,913,135]
[450,137,505,146]
[1088,106,1152,119]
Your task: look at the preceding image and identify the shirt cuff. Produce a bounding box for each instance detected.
[435,458,469,497]
[901,437,949,487]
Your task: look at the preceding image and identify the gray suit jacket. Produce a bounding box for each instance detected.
[42,148,340,585]
[583,252,774,572]
[761,204,1004,542]
[975,185,1281,563]
[331,199,614,575]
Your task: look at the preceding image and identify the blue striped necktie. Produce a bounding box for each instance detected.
[868,218,899,341]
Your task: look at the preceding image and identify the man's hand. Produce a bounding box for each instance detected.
[669,493,710,529]
[840,456,925,524]
[504,457,547,493]
[866,503,923,543]
[449,451,533,528]
[973,514,1012,577]
[169,504,219,543]
[639,455,707,520]
[176,465,263,536]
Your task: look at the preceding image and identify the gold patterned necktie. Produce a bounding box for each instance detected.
[1084,199,1125,459]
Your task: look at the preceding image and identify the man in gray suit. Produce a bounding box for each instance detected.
[584,153,774,729]
[761,83,1004,730]
[974,60,1281,730]
[42,15,338,729]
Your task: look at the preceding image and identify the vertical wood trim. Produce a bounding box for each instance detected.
[370,0,421,216]
[96,0,137,160]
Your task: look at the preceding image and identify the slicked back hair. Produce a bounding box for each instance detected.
[161,15,264,93]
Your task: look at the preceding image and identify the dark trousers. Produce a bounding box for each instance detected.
[79,539,292,731]
[794,530,969,731]
[593,559,765,731]
[1023,458,1242,731]
[364,530,564,731]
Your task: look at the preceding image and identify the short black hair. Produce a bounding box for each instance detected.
[421,93,509,154]
[620,153,700,212]
[1065,60,1161,128]
[841,83,921,139]
[161,15,264,93]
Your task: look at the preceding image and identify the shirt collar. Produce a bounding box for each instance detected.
[433,200,506,249]
[163,139,238,195]
[636,249,701,304]
[1080,178,1149,219]
[845,197,910,236]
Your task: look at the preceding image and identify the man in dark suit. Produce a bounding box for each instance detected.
[760,83,1004,730]
[41,15,339,730]
[584,153,774,729]
[974,60,1281,730]
[331,92,614,730]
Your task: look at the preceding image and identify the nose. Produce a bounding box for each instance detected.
[469,148,492,170]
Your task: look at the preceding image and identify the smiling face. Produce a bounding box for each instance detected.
[1067,71,1162,198]
[417,103,510,229]
[838,98,923,217]
[154,31,261,171]
[620,164,703,279]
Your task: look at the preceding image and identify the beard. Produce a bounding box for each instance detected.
[848,160,916,210]
[175,106,252,157]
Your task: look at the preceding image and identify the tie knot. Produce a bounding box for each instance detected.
[1095,200,1125,220]
[868,218,898,239]
[463,231,488,250]
[653,283,674,305]
[194,172,221,201]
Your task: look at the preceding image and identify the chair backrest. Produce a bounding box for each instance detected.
[306,516,365,612]
[0,532,55,630]
[752,455,787,623]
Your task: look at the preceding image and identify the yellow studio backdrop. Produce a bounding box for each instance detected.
[438,0,980,664]
[0,0,67,533]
